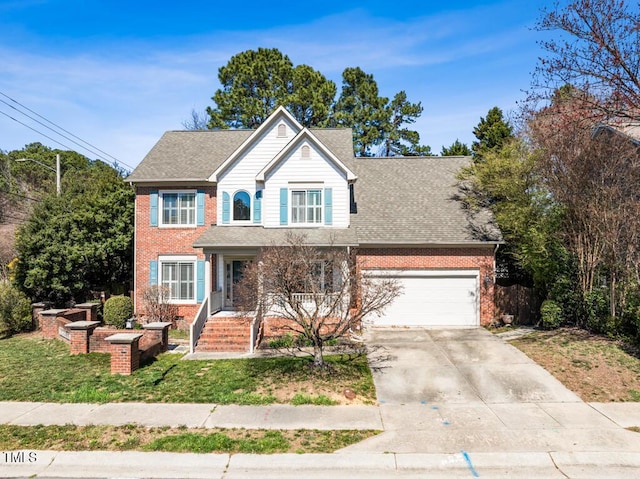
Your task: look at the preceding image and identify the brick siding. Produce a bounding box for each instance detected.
[134,185,216,321]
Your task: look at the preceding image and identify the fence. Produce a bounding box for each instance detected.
[495,284,542,325]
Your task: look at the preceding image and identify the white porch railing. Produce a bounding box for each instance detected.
[190,295,209,354]
[291,292,342,308]
[209,290,223,316]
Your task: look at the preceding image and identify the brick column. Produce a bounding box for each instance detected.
[75,302,99,322]
[31,302,53,330]
[143,322,173,352]
[105,333,143,375]
[38,309,68,338]
[65,321,100,355]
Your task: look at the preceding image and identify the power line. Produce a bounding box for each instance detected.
[0,107,135,172]
[0,90,124,165]
[0,109,75,151]
[0,97,115,167]
[0,91,136,171]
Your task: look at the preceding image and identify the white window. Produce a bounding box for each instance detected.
[159,256,196,303]
[291,190,322,224]
[161,191,196,226]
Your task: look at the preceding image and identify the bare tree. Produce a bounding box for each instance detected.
[141,285,179,324]
[181,109,210,131]
[533,0,640,120]
[531,95,640,320]
[234,233,402,368]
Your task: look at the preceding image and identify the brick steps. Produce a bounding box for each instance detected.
[195,317,252,352]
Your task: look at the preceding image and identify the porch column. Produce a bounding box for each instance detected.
[217,253,225,291]
[205,252,212,315]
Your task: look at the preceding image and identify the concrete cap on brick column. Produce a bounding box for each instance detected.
[40,309,68,316]
[105,333,143,344]
[143,322,173,330]
[64,321,101,330]
[75,302,98,309]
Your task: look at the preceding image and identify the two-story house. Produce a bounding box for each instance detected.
[127,107,501,353]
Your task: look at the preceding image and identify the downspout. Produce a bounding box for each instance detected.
[131,182,137,315]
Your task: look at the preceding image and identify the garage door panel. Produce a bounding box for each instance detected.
[371,272,479,327]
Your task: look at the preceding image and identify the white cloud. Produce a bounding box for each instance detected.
[0,2,540,166]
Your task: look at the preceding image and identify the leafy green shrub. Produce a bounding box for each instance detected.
[540,299,563,330]
[0,282,32,337]
[103,295,133,329]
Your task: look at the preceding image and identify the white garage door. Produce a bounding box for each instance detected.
[369,270,479,327]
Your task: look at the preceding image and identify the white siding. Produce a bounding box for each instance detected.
[217,117,300,225]
[263,141,350,228]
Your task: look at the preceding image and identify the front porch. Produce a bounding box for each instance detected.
[190,290,261,354]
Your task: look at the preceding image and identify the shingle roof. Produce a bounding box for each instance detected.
[129,127,501,245]
[126,130,253,182]
[345,156,502,244]
[126,128,356,182]
[193,226,358,248]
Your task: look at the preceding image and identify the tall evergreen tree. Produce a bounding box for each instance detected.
[206,48,335,129]
[472,107,513,161]
[333,67,388,157]
[383,91,430,156]
[207,48,294,129]
[441,139,472,156]
[288,64,336,127]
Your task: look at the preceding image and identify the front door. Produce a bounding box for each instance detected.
[224,260,249,308]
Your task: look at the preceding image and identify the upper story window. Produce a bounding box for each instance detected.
[161,191,196,226]
[233,191,251,221]
[291,189,322,224]
[277,124,287,137]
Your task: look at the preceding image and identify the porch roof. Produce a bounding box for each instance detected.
[193,226,359,248]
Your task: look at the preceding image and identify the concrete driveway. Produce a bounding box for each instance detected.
[368,327,579,405]
[339,327,640,455]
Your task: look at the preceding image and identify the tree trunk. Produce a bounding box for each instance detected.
[312,344,324,368]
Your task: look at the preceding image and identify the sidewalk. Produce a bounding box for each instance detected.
[2,400,640,477]
[0,401,382,430]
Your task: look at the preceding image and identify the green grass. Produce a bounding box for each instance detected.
[168,329,189,340]
[0,424,379,453]
[290,393,337,405]
[0,334,375,404]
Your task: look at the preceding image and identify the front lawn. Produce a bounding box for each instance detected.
[511,327,640,402]
[0,334,375,405]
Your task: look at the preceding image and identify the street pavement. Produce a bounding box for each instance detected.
[2,327,640,477]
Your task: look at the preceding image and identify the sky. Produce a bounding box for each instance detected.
[0,0,556,171]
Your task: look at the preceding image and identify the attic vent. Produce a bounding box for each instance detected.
[277,124,287,137]
[301,145,310,158]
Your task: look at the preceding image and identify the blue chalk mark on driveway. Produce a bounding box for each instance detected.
[461,450,480,477]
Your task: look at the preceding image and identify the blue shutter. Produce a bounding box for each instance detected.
[196,190,205,226]
[279,188,288,225]
[196,260,205,302]
[149,260,158,286]
[150,191,158,226]
[222,192,230,224]
[253,190,262,223]
[324,188,333,225]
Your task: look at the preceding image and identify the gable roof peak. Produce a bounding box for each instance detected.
[209,107,304,182]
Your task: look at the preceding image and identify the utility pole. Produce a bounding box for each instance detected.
[15,155,62,196]
[55,153,61,196]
